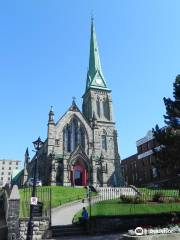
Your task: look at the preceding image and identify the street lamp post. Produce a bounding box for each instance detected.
[26,137,43,240]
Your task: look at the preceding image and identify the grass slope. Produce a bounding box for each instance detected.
[19,186,87,218]
[90,200,180,216]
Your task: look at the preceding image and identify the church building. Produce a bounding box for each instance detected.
[23,20,123,187]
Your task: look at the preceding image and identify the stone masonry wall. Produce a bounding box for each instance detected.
[19,218,49,240]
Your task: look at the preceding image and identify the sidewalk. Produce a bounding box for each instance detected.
[52,200,88,225]
[47,233,124,240]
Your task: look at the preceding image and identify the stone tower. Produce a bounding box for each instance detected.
[82,19,122,186]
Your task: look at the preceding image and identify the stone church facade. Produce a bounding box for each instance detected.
[23,20,123,187]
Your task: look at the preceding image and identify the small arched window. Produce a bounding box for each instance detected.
[103,97,110,120]
[96,97,101,118]
[101,135,107,151]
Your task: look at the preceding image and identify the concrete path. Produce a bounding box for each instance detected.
[52,200,88,226]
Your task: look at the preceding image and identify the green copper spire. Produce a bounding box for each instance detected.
[86,18,108,91]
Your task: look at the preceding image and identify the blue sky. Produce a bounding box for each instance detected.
[0,1,180,166]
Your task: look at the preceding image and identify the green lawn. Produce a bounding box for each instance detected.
[73,199,180,222]
[90,200,180,216]
[19,186,88,218]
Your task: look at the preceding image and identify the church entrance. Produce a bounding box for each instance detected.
[74,170,83,186]
[71,161,88,186]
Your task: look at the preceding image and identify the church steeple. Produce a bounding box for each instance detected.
[82,19,113,122]
[86,18,108,91]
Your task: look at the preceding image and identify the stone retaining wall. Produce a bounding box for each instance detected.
[19,217,50,240]
[88,213,180,234]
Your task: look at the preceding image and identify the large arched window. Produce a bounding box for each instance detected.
[63,118,87,153]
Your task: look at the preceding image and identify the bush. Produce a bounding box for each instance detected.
[158,197,176,203]
[174,197,180,202]
[152,192,164,202]
[120,195,133,203]
[133,196,146,204]
[120,195,146,204]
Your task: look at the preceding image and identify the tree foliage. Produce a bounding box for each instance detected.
[152,75,180,171]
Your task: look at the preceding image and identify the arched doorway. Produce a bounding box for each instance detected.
[71,161,88,186]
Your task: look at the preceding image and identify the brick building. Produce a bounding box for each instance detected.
[121,130,180,188]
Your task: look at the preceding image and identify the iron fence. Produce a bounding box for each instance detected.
[88,187,180,217]
[20,187,51,219]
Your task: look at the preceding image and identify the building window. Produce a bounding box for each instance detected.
[3,161,5,165]
[8,172,11,175]
[67,126,71,152]
[2,172,4,175]
[9,162,12,165]
[16,162,18,165]
[103,98,110,120]
[1,177,3,180]
[2,167,4,170]
[102,135,107,150]
[9,167,11,170]
[80,127,85,150]
[55,139,60,146]
[96,98,101,118]
[8,177,10,181]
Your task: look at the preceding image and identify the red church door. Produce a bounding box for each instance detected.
[72,161,88,186]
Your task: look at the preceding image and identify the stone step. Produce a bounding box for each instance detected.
[0,225,8,240]
[51,224,85,237]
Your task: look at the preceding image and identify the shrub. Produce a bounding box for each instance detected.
[158,196,176,203]
[120,195,146,204]
[120,195,133,203]
[152,192,164,202]
[133,196,146,204]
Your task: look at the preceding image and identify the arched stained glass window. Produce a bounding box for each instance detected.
[67,126,71,152]
[80,127,85,150]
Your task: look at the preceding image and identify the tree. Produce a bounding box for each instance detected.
[152,75,180,171]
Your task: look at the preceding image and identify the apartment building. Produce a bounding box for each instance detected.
[0,159,20,187]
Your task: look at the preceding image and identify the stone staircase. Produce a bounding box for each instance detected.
[51,224,85,237]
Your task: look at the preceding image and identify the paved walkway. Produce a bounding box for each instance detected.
[48,233,124,240]
[52,200,88,225]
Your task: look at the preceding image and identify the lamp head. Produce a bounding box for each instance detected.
[33,137,43,151]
